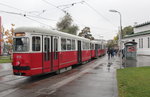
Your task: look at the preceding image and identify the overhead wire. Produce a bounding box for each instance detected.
[50,0,115,28]
[0,2,56,21]
[42,0,113,36]
[1,0,115,33]
[42,0,68,14]
[24,17,53,28]
[45,0,115,30]
[42,0,87,28]
[56,1,84,10]
[0,10,23,16]
[0,2,26,12]
[0,10,54,28]
[83,1,115,27]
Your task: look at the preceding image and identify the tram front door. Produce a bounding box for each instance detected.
[43,36,59,73]
[77,40,82,63]
[95,44,98,58]
[43,36,51,72]
[51,36,59,71]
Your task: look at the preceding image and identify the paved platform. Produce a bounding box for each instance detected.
[41,56,120,97]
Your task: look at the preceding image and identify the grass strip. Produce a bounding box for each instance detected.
[117,67,150,97]
[0,56,12,63]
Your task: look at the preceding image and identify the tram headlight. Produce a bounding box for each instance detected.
[16,61,20,66]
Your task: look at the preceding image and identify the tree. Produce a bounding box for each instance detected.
[78,27,94,40]
[4,24,14,45]
[113,34,119,44]
[56,13,79,35]
[112,25,134,49]
[122,26,134,37]
[2,24,14,54]
[106,39,117,48]
[113,25,134,42]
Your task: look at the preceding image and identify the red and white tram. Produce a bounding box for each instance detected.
[12,27,106,76]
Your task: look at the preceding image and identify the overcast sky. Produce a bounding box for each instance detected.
[0,0,150,40]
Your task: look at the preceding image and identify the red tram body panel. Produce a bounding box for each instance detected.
[59,51,78,69]
[91,50,96,58]
[82,50,91,62]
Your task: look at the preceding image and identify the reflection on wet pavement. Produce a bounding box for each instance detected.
[0,63,12,72]
[123,55,150,68]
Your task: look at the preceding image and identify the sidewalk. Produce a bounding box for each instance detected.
[49,56,120,97]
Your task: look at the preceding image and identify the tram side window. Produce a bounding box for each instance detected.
[86,43,90,50]
[98,45,100,49]
[13,37,29,52]
[100,45,102,50]
[67,39,71,50]
[61,38,66,50]
[32,36,41,51]
[82,42,86,50]
[54,38,58,52]
[44,38,50,61]
[91,44,94,50]
[72,40,75,50]
[54,38,58,59]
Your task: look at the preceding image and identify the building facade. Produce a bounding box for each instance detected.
[122,22,150,55]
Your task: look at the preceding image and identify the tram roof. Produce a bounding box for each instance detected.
[14,27,90,41]
[91,40,102,44]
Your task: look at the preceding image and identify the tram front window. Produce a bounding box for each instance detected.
[13,38,29,52]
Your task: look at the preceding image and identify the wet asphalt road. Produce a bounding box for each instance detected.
[0,56,108,97]
[0,55,150,97]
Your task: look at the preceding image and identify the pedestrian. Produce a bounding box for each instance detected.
[107,48,111,60]
[110,48,114,58]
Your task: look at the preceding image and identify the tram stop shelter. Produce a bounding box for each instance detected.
[123,41,137,67]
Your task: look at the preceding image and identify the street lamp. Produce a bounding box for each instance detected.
[109,9,123,68]
[109,10,122,37]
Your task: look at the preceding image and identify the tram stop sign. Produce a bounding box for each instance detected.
[124,41,137,60]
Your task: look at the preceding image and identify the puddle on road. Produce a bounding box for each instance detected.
[0,63,12,72]
[37,88,56,95]
[0,75,24,83]
[122,56,150,68]
[94,63,104,70]
[0,88,18,97]
[37,94,50,97]
[84,72,97,74]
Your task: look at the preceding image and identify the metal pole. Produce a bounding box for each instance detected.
[118,11,122,68]
[109,10,123,68]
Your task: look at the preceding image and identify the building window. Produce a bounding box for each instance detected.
[148,37,150,48]
[139,39,140,48]
[141,38,143,48]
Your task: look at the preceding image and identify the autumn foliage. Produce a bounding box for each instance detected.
[1,24,14,45]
